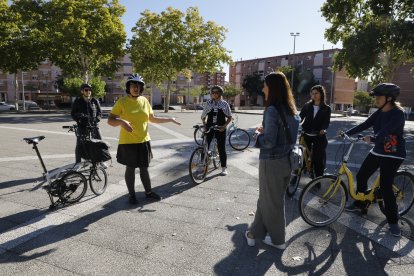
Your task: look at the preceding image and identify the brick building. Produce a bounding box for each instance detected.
[229,48,356,110]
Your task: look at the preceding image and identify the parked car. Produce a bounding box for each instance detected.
[152,104,175,110]
[186,104,204,110]
[0,102,15,111]
[18,100,40,110]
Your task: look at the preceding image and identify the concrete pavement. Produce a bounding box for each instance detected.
[0,111,414,275]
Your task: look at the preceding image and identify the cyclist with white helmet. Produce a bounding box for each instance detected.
[341,83,406,237]
[108,74,181,204]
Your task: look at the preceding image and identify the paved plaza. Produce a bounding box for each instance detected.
[0,110,414,275]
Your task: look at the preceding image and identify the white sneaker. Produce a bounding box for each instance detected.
[263,235,286,250]
[221,168,228,176]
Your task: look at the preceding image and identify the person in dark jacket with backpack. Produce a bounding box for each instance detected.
[71,83,102,164]
[299,85,331,178]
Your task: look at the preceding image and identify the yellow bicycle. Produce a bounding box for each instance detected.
[299,133,414,227]
[287,131,323,197]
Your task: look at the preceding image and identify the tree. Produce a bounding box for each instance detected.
[45,0,126,82]
[353,91,374,113]
[129,7,232,112]
[62,76,106,99]
[0,0,49,109]
[223,84,242,101]
[321,0,414,83]
[242,73,263,105]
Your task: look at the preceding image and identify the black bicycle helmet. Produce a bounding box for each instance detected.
[125,73,145,94]
[370,83,400,99]
[210,85,224,95]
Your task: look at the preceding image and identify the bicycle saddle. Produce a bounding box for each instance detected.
[23,136,45,144]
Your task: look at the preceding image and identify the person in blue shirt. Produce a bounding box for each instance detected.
[342,83,406,237]
[245,72,300,250]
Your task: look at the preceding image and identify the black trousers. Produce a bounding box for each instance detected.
[303,134,327,177]
[356,153,403,224]
[206,129,227,168]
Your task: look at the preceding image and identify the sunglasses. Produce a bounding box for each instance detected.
[211,90,220,94]
[83,89,91,92]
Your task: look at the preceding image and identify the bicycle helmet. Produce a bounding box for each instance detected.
[210,85,224,95]
[125,73,145,94]
[369,83,400,99]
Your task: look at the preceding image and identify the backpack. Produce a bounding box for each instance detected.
[275,105,302,171]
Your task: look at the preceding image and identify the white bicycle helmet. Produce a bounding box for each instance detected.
[125,73,145,94]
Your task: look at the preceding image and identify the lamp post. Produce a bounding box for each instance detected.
[290,32,300,100]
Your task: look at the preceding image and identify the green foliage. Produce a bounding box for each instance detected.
[45,0,127,81]
[0,0,48,74]
[129,7,232,112]
[62,77,83,97]
[188,85,206,98]
[88,77,106,99]
[62,76,106,98]
[353,91,374,112]
[242,73,263,105]
[223,83,242,100]
[321,0,414,83]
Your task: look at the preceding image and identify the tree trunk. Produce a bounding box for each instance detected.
[14,73,19,111]
[164,81,170,113]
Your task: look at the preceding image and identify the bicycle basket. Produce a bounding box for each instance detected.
[80,139,111,163]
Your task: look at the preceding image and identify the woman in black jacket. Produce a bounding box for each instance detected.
[299,85,331,178]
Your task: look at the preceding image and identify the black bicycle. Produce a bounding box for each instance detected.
[63,124,109,195]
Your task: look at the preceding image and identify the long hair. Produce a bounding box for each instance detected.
[264,72,297,115]
[308,85,327,107]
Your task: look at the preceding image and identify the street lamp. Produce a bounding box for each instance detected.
[290,32,300,100]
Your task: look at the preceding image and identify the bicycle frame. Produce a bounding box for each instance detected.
[299,134,312,173]
[327,135,379,203]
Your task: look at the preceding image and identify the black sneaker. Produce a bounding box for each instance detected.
[146,191,161,201]
[129,195,138,204]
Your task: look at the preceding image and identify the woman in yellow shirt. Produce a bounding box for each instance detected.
[108,74,181,204]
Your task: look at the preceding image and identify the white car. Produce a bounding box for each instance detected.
[0,102,16,111]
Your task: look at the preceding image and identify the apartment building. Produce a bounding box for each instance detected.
[0,53,225,107]
[0,60,61,107]
[229,48,356,110]
[392,62,414,110]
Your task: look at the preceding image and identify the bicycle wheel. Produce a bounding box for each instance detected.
[212,142,221,169]
[58,171,88,204]
[287,148,304,198]
[189,147,208,184]
[194,127,204,146]
[378,171,414,216]
[229,128,250,151]
[299,175,347,227]
[89,166,108,195]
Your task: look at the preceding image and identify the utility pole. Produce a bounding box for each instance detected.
[290,32,300,101]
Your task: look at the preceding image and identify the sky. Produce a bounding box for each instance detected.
[119,0,341,78]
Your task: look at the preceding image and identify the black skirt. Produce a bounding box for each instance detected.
[116,141,153,168]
